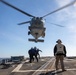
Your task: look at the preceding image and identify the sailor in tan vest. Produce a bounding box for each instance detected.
[54,39,66,71]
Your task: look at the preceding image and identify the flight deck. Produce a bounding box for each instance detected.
[0,57,76,75]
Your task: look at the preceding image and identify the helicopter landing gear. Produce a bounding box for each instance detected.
[28,31,31,35]
[28,38,44,42]
[42,33,45,38]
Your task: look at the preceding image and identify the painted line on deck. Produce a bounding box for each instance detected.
[12,58,55,73]
[66,68,76,71]
[32,58,55,75]
[12,58,76,73]
[53,68,76,75]
[15,69,53,72]
[12,60,28,72]
[12,68,76,73]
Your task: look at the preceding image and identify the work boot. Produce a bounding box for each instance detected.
[62,69,66,72]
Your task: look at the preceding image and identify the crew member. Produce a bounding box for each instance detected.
[53,39,66,71]
[28,47,38,63]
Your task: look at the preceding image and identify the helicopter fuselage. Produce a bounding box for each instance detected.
[28,17,46,42]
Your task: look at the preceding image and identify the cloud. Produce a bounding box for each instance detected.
[68,24,76,33]
[55,0,76,34]
[55,0,76,22]
[56,0,70,6]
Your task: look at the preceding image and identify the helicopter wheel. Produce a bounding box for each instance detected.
[28,31,31,35]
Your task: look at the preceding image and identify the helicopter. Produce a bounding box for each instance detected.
[0,0,76,42]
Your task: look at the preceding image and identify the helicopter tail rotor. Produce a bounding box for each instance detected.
[18,21,30,25]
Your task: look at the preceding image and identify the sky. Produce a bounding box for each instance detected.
[0,0,76,58]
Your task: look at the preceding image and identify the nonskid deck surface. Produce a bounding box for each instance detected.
[0,57,76,75]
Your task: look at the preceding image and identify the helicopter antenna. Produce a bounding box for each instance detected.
[0,0,35,17]
[42,0,76,18]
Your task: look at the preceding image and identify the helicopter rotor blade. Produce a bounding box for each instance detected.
[50,23,65,27]
[42,0,76,18]
[47,21,65,27]
[18,21,30,25]
[0,0,35,17]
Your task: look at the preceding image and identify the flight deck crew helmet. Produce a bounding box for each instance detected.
[56,39,62,43]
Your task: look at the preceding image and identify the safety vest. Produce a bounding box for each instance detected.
[56,44,64,54]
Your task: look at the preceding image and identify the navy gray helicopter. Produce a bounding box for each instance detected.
[0,0,76,42]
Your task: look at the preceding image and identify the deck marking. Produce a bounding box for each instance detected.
[15,69,53,72]
[12,58,76,75]
[32,58,55,75]
[12,68,76,73]
[12,60,26,72]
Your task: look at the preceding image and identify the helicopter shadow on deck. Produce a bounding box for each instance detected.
[39,70,64,75]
